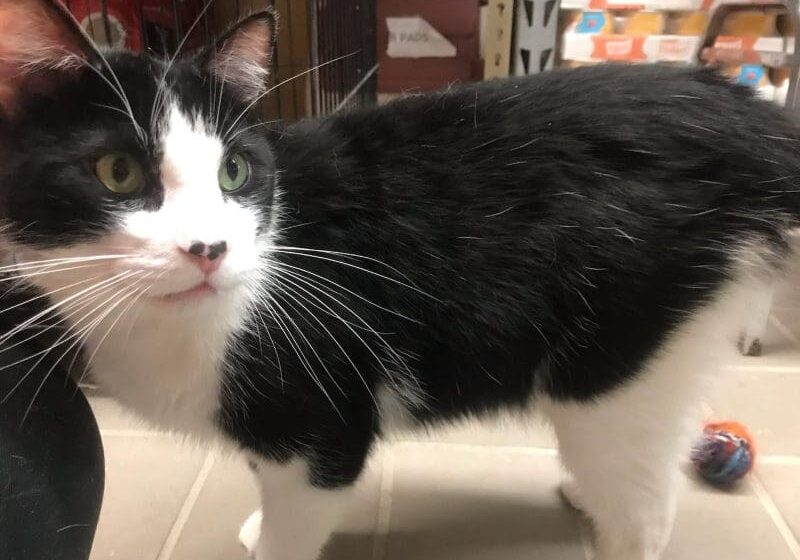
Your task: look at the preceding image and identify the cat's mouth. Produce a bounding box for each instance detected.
[153,282,217,303]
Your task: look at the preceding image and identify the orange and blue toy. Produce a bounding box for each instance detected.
[691,421,756,487]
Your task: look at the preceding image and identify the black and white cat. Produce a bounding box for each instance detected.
[1,2,799,559]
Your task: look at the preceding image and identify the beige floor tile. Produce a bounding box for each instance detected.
[716,307,800,368]
[167,450,385,560]
[709,368,800,455]
[757,464,800,542]
[771,310,800,348]
[723,341,800,371]
[166,455,259,560]
[768,277,800,349]
[665,473,797,560]
[774,278,800,316]
[383,442,584,560]
[90,436,207,560]
[717,278,800,362]
[401,415,558,449]
[326,449,385,560]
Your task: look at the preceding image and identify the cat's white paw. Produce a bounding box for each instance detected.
[738,334,762,356]
[239,509,262,557]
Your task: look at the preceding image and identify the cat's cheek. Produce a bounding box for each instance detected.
[215,202,270,280]
[11,244,111,296]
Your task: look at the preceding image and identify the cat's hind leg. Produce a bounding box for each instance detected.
[543,375,685,560]
[543,382,684,560]
[541,285,740,559]
[738,279,774,356]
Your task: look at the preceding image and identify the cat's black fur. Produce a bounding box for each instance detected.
[0,1,798,494]
[220,65,800,486]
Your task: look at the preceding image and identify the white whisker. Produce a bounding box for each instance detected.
[19,281,145,423]
[222,52,359,140]
[271,268,410,377]
[77,276,153,386]
[0,271,137,348]
[3,273,142,410]
[271,248,434,299]
[270,288,347,397]
[75,57,146,143]
[0,253,136,274]
[252,290,344,420]
[271,260,419,323]
[269,277,378,406]
[0,276,110,354]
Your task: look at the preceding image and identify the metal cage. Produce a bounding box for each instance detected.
[310,0,378,114]
[60,0,377,119]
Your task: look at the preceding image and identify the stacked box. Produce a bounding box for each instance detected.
[560,5,708,64]
[701,7,795,103]
[556,0,795,106]
[376,0,482,93]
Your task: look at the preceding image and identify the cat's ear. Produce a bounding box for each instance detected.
[199,10,276,104]
[0,0,101,117]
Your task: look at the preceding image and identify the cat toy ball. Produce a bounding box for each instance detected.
[691,421,755,486]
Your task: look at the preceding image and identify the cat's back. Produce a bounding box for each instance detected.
[276,64,800,261]
[371,64,785,131]
[297,65,798,222]
[321,64,794,169]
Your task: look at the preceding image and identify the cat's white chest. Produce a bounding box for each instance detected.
[84,309,232,439]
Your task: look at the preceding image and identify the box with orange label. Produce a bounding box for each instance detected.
[712,9,785,53]
[561,0,705,10]
[560,9,706,63]
[562,31,701,61]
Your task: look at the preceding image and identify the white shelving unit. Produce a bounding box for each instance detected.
[500,0,800,110]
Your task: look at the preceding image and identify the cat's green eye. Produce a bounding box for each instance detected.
[95,153,145,194]
[218,153,250,193]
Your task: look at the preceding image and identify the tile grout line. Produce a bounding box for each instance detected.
[707,400,800,559]
[156,452,216,560]
[370,448,395,560]
[750,472,800,559]
[770,315,800,348]
[577,518,594,560]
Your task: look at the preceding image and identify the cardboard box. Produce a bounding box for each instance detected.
[714,34,785,52]
[562,32,701,62]
[377,0,482,92]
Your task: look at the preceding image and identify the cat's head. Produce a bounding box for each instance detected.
[0,0,279,320]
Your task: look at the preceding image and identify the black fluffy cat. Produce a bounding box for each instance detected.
[0,2,797,559]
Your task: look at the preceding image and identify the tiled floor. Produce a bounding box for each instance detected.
[87,289,800,560]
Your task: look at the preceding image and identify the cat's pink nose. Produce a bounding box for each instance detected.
[180,240,227,274]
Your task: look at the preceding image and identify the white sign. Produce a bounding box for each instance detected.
[386,16,457,58]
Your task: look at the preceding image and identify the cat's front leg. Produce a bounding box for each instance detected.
[240,457,356,560]
[238,509,262,556]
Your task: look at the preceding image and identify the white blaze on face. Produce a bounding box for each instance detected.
[119,101,264,296]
